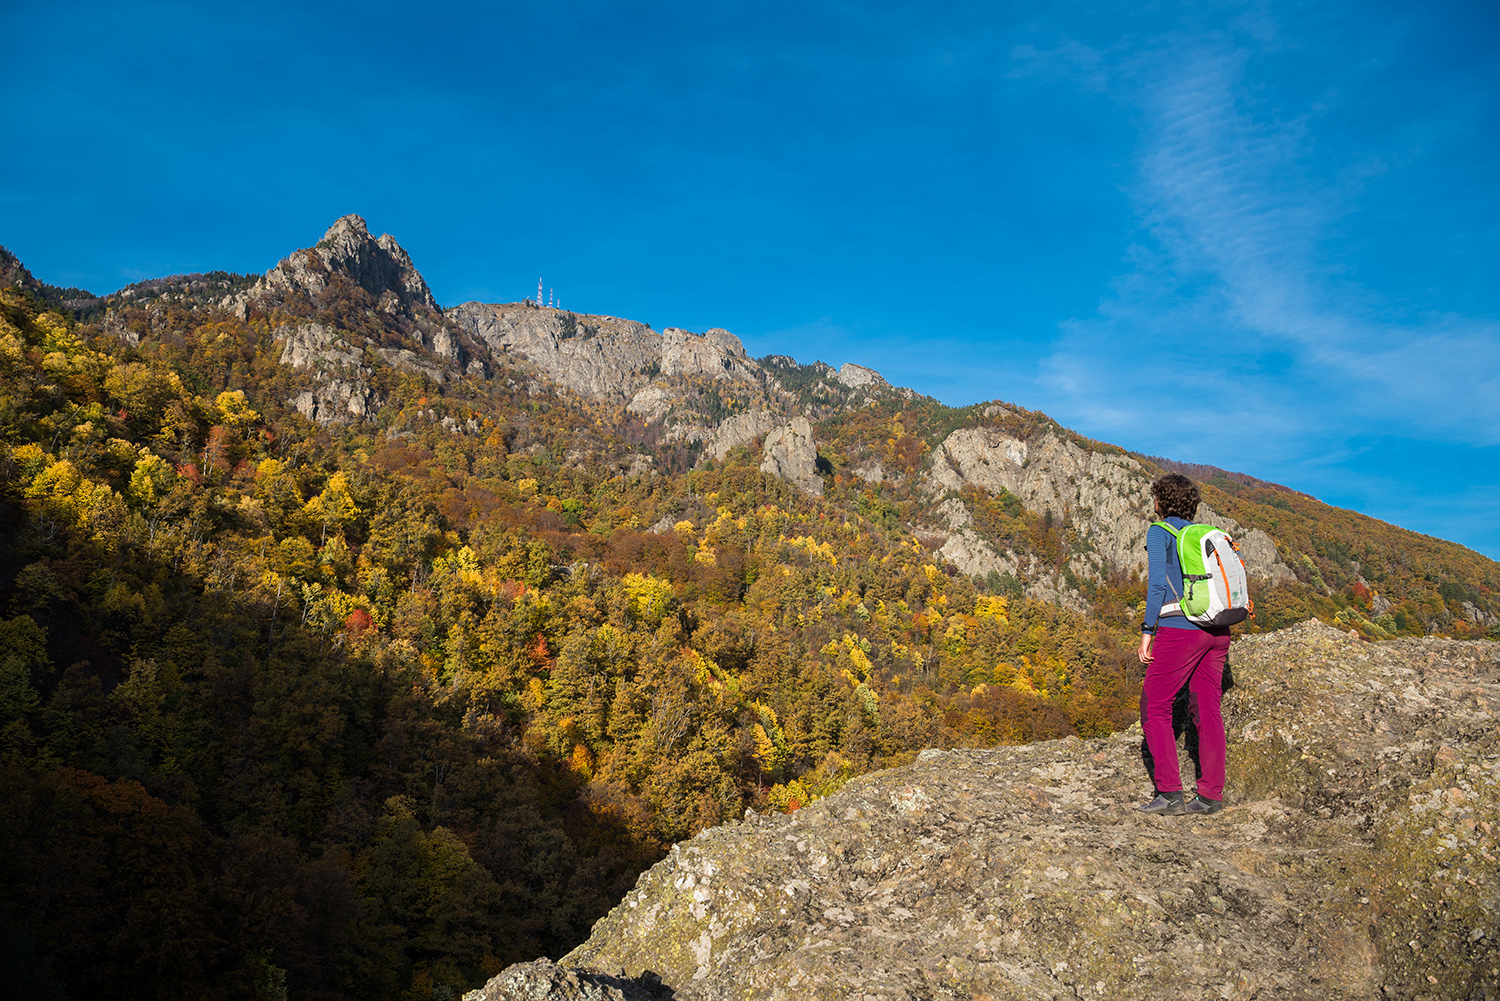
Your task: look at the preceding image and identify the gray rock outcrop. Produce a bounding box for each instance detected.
[927,433,1300,595]
[760,417,823,496]
[464,959,671,1001]
[1195,504,1298,585]
[660,328,754,382]
[703,410,781,461]
[237,214,438,316]
[927,428,1153,575]
[472,621,1500,1000]
[276,321,361,372]
[627,386,674,423]
[289,380,375,422]
[444,308,762,406]
[223,215,461,422]
[271,320,447,423]
[447,303,662,402]
[835,362,887,390]
[938,527,1017,579]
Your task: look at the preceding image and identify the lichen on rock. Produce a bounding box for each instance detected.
[473,620,1499,1000]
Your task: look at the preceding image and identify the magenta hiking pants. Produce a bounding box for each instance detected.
[1140,628,1231,800]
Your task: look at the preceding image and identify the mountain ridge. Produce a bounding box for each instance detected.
[7,214,1497,635]
[1,213,1496,999]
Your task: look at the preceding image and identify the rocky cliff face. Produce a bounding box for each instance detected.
[925,427,1296,602]
[467,620,1499,1001]
[446,302,663,401]
[223,215,469,421]
[447,305,795,405]
[836,362,887,390]
[926,428,1154,598]
[253,213,437,314]
[96,213,1318,599]
[701,410,782,462]
[660,327,755,383]
[445,302,864,496]
[231,214,440,321]
[760,417,823,497]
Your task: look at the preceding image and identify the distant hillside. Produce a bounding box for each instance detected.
[1,244,98,313]
[0,217,1494,1001]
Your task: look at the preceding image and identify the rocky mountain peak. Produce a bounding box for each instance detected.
[232,213,438,319]
[211,216,463,423]
[320,212,370,243]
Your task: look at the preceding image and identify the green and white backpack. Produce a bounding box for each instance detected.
[1155,521,1253,627]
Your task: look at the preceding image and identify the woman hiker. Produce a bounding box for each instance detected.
[1136,472,1230,816]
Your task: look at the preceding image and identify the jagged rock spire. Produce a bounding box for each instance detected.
[239,214,438,315]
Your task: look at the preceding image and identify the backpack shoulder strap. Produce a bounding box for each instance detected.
[1149,521,1186,602]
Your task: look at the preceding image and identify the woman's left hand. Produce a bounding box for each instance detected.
[1138,632,1154,664]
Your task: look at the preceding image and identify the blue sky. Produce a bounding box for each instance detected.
[4,0,1498,557]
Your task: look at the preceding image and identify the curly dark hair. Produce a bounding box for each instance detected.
[1151,473,1200,520]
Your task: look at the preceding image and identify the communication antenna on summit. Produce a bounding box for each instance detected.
[548,288,553,309]
[536,278,544,307]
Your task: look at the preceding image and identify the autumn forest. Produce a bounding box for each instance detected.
[1,232,1495,1001]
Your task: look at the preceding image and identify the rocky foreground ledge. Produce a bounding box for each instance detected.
[467,621,1499,1001]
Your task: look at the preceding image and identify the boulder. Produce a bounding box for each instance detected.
[474,621,1500,1000]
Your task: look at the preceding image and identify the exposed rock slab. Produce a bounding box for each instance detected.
[938,527,1018,579]
[836,362,887,390]
[477,621,1499,1000]
[661,328,755,383]
[463,959,671,1001]
[761,418,823,496]
[627,386,674,423]
[448,303,662,402]
[276,321,362,371]
[703,410,781,461]
[289,380,375,422]
[928,428,1152,574]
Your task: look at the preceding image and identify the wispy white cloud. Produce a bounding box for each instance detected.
[1006,38,1109,92]
[1034,32,1500,468]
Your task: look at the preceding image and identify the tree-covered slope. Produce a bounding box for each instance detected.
[0,221,1494,1001]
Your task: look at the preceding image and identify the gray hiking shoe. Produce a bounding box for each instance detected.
[1137,791,1188,815]
[1185,795,1224,815]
